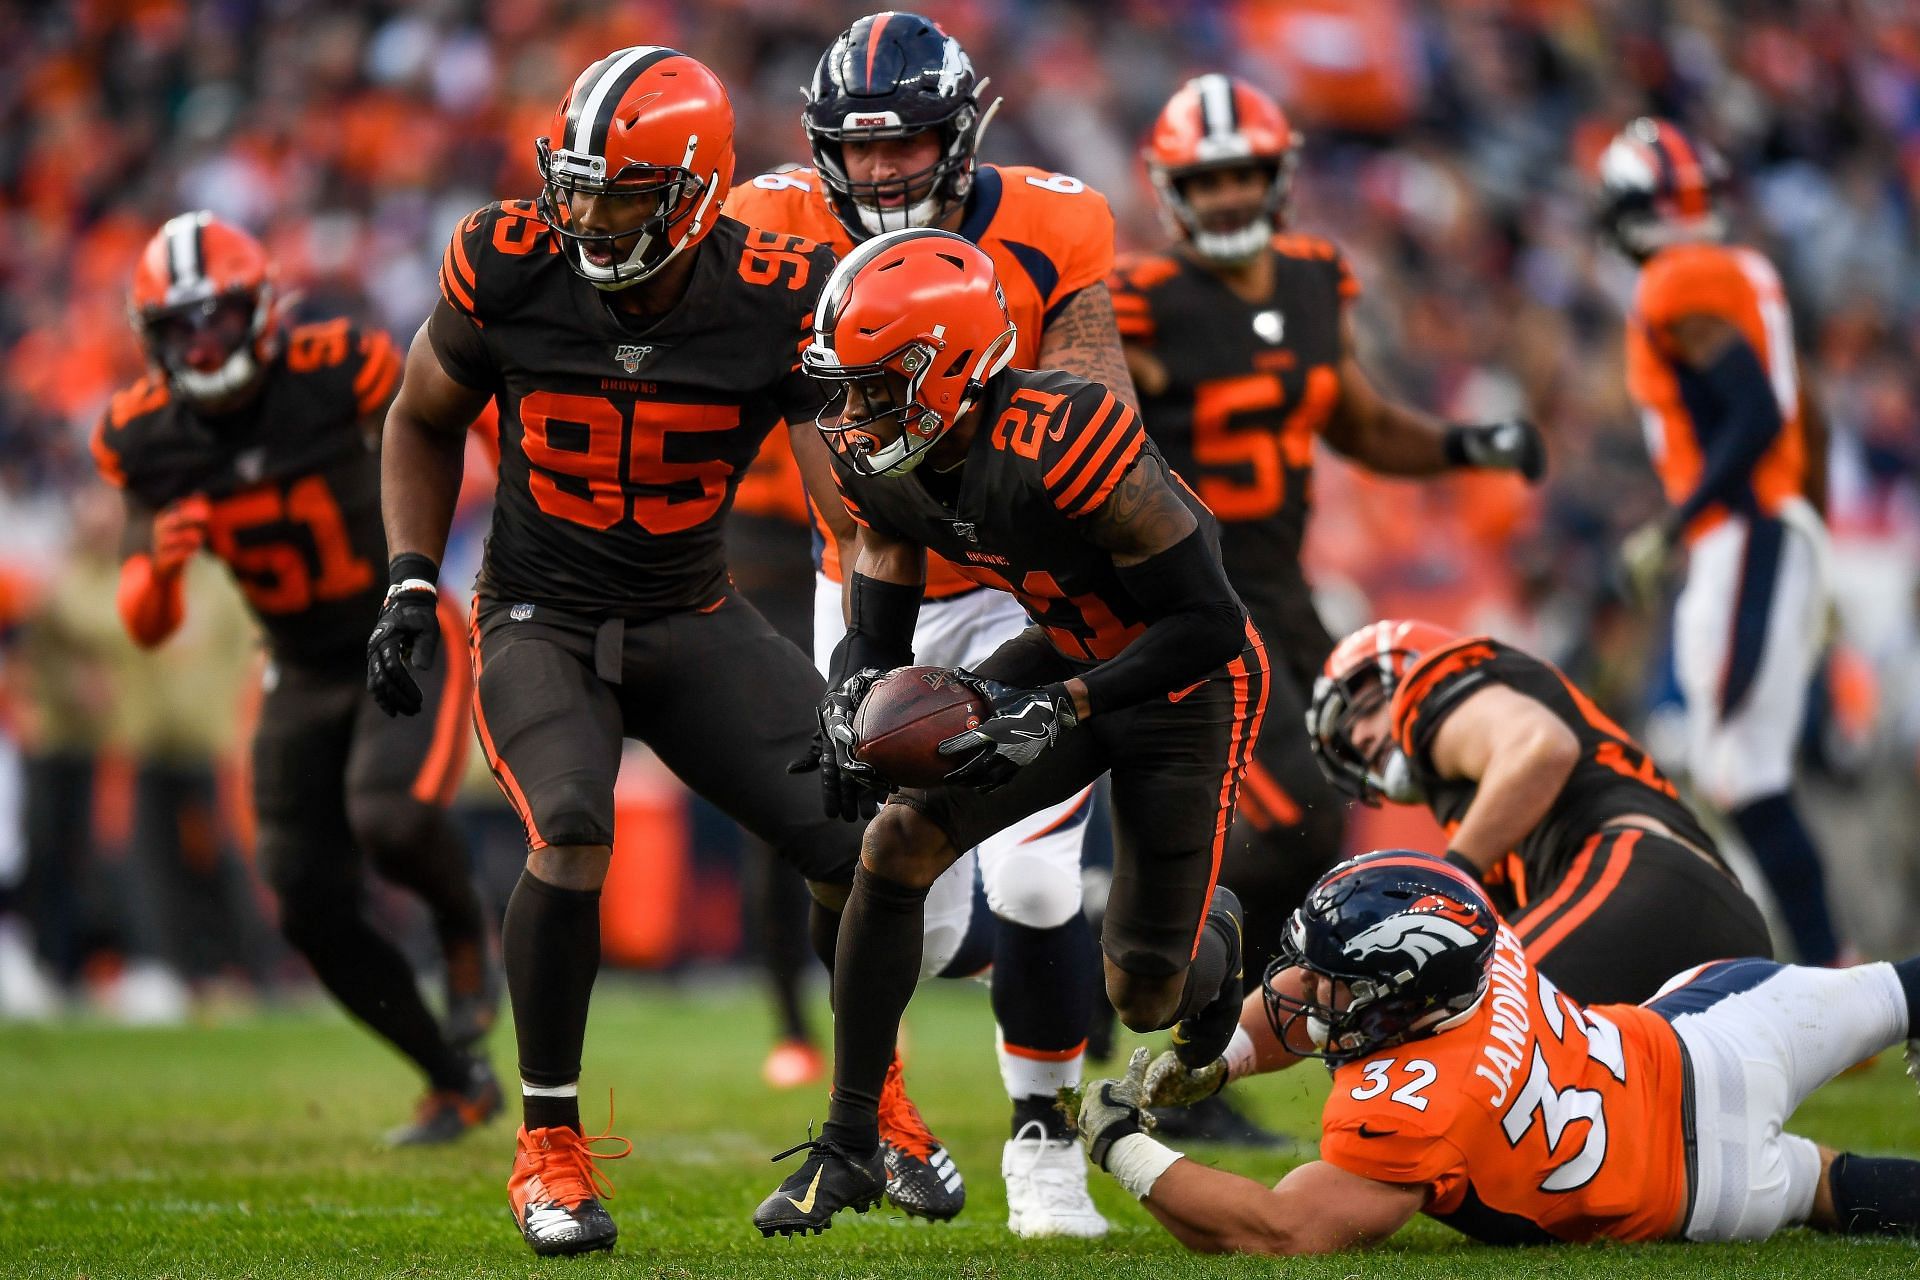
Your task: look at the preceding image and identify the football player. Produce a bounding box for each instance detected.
[368,49,899,1257]
[751,229,1260,1237]
[724,11,1132,1233]
[1306,619,1771,1003]
[1078,850,1920,1254]
[1600,117,1847,969]
[93,213,498,1145]
[1111,76,1545,980]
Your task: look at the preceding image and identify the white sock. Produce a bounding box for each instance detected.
[997,1026,1085,1103]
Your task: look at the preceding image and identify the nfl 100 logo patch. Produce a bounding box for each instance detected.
[614,344,652,373]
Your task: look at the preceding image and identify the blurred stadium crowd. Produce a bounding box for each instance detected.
[0,0,1917,1019]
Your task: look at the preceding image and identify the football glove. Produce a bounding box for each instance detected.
[1444,419,1546,483]
[787,668,889,822]
[1077,1047,1156,1170]
[1143,1048,1229,1110]
[366,567,440,718]
[1617,520,1673,612]
[936,673,1077,791]
[151,496,210,575]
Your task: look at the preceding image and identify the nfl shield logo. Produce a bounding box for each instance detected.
[614,344,652,373]
[509,602,534,621]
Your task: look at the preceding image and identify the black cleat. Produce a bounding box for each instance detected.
[753,1134,886,1237]
[1151,1089,1303,1152]
[878,1054,965,1220]
[1170,885,1244,1069]
[386,1057,504,1147]
[507,1119,630,1256]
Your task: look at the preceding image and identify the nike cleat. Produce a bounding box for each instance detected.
[386,1057,504,1147]
[507,1118,632,1256]
[753,1133,885,1237]
[878,1054,965,1220]
[1170,885,1245,1069]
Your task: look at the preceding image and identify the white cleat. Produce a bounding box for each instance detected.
[1002,1120,1109,1239]
[1905,1039,1920,1091]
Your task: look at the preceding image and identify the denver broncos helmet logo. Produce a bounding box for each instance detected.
[1343,912,1484,966]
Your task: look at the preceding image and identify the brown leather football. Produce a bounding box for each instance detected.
[852,666,988,788]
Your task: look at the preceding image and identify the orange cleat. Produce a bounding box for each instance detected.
[386,1058,504,1147]
[877,1053,964,1220]
[762,1038,826,1090]
[507,1112,632,1256]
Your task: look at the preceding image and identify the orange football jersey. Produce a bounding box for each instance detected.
[724,163,1116,596]
[1625,241,1808,541]
[1317,924,1689,1244]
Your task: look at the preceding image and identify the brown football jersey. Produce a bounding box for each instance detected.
[429,201,836,617]
[91,320,400,671]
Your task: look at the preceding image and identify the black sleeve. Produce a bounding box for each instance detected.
[1667,335,1784,535]
[827,571,920,688]
[426,296,499,392]
[1078,527,1247,716]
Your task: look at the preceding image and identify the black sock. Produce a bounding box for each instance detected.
[749,846,816,1042]
[992,915,1094,1054]
[1893,957,1920,1036]
[1012,1093,1072,1140]
[809,898,842,977]
[1730,794,1842,965]
[822,864,928,1156]
[1829,1153,1920,1236]
[503,869,601,1132]
[1174,885,1242,1026]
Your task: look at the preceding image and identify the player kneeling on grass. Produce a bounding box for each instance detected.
[1077,850,1920,1254]
[754,227,1265,1236]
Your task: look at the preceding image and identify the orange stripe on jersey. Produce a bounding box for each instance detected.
[1522,830,1639,960]
[449,222,480,294]
[1049,405,1144,516]
[1389,638,1498,750]
[439,254,477,318]
[410,598,473,806]
[1043,391,1119,487]
[1511,833,1602,947]
[90,418,127,488]
[353,334,401,415]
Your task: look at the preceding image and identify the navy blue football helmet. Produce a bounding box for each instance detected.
[802,11,1001,239]
[1265,850,1499,1065]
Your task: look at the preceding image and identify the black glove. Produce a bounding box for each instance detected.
[366,554,441,718]
[936,673,1078,791]
[1444,419,1546,483]
[786,668,889,822]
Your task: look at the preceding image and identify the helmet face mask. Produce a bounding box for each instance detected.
[807,351,948,476]
[129,210,277,409]
[803,12,1000,241]
[536,47,734,292]
[1145,75,1299,265]
[1263,851,1499,1066]
[1308,619,1463,804]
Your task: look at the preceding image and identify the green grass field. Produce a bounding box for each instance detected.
[3,977,1918,1279]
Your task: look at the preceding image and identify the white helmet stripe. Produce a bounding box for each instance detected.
[163,211,207,290]
[1197,74,1237,139]
[568,45,669,156]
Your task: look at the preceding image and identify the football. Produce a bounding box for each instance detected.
[852,666,989,788]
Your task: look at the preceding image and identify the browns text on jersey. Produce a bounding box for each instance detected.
[93,319,399,670]
[430,200,837,616]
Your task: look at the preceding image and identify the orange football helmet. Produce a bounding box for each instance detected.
[803,228,1016,476]
[128,211,279,405]
[536,46,735,290]
[1597,116,1728,262]
[1308,619,1464,804]
[1144,75,1299,263]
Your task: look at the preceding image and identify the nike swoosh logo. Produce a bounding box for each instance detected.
[1167,680,1205,704]
[1048,407,1074,441]
[786,1166,823,1214]
[1356,1124,1395,1139]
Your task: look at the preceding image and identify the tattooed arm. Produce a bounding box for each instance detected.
[1065,456,1245,719]
[1040,283,1140,411]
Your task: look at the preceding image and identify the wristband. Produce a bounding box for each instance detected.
[388,552,439,588]
[1222,1023,1257,1083]
[1106,1132,1185,1200]
[1443,849,1485,882]
[1441,425,1475,468]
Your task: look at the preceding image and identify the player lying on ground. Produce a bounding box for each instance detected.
[96,213,498,1146]
[753,227,1261,1236]
[1307,618,1771,1003]
[1078,850,1920,1254]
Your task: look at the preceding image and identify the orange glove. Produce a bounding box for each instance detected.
[152,495,210,576]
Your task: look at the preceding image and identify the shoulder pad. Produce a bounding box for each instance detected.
[439,201,557,322]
